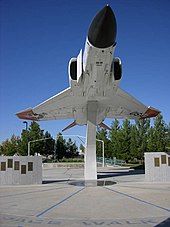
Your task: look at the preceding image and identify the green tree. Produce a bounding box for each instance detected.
[135,118,150,160]
[118,119,131,162]
[152,114,166,152]
[108,119,121,159]
[18,129,30,155]
[96,127,110,158]
[41,131,55,156]
[0,122,55,156]
[0,134,20,156]
[165,122,170,151]
[129,124,139,161]
[18,121,54,156]
[147,126,156,152]
[66,138,78,158]
[55,133,67,160]
[28,121,44,155]
[79,143,85,154]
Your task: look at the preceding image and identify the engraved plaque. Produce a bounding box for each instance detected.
[154,157,160,167]
[21,165,26,174]
[161,155,166,164]
[1,162,6,171]
[28,162,33,171]
[168,157,170,166]
[14,161,20,170]
[8,159,13,168]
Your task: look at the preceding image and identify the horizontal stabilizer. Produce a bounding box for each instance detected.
[98,122,111,130]
[62,121,77,132]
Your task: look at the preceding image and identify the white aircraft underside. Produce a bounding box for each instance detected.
[17,5,160,131]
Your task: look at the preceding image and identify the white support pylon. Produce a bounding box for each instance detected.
[85,101,98,181]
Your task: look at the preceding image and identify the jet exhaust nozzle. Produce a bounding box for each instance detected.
[88,5,117,48]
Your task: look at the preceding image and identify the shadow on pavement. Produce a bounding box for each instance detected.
[97,169,144,179]
[42,179,70,184]
[155,217,170,227]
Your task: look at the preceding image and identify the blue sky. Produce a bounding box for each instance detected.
[1,0,170,143]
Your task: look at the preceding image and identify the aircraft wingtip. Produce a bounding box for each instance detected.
[16,108,39,121]
[140,107,161,119]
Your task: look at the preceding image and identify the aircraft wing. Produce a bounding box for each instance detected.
[16,87,76,121]
[17,86,160,122]
[104,88,160,120]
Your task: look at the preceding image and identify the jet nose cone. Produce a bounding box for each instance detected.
[88,5,117,48]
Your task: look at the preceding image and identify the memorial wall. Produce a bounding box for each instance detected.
[145,152,170,182]
[0,156,42,185]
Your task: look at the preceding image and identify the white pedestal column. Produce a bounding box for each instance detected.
[84,101,97,182]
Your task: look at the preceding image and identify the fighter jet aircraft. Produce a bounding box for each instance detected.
[17,5,160,131]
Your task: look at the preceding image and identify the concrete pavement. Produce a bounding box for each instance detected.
[0,166,170,227]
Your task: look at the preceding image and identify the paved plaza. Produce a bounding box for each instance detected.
[0,167,170,227]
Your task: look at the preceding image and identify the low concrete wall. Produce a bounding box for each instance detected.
[0,156,42,185]
[145,152,170,182]
[42,162,84,169]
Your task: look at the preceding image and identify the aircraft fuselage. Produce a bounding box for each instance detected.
[68,5,120,126]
